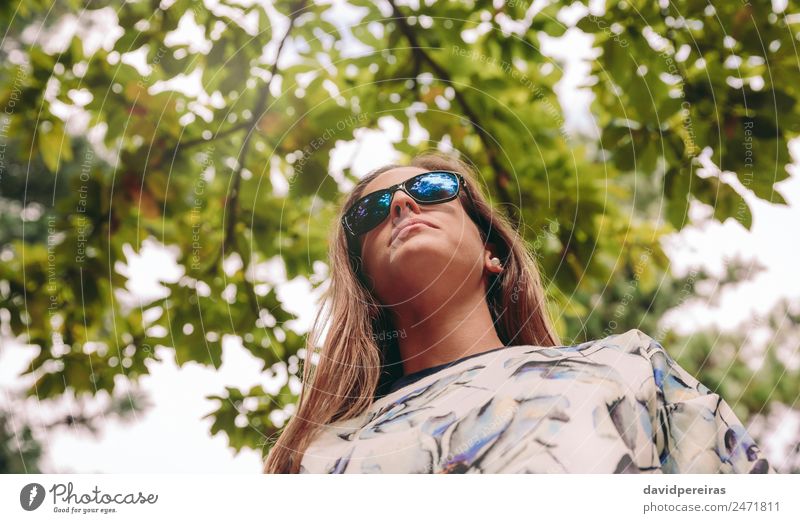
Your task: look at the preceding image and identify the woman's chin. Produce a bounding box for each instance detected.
[387,248,454,279]
[388,235,443,259]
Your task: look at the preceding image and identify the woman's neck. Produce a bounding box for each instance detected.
[388,295,504,376]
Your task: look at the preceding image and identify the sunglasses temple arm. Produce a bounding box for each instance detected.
[461,177,478,216]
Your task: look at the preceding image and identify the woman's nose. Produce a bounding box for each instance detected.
[390,189,421,219]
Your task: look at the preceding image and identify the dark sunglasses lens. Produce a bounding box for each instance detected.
[408,171,459,201]
[347,190,392,234]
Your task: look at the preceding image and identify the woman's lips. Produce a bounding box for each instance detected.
[393,222,430,243]
[390,219,437,245]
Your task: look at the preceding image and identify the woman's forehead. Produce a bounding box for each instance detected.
[361,166,428,195]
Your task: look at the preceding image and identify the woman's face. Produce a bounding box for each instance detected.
[354,166,501,307]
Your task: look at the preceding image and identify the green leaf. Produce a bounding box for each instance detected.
[37,121,72,172]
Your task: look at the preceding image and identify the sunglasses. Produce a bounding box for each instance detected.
[342,170,474,237]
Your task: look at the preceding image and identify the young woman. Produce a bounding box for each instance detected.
[263,151,775,474]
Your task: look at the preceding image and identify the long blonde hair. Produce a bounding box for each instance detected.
[263,150,561,473]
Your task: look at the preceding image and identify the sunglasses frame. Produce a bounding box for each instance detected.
[341,170,475,238]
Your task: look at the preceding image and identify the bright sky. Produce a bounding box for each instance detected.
[1,0,798,472]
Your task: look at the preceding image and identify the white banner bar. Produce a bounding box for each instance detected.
[2,474,797,523]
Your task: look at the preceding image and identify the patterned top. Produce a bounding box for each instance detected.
[298,329,776,473]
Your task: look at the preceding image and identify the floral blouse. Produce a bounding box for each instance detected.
[298,329,776,473]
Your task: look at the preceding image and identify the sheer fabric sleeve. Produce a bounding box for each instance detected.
[647,343,776,473]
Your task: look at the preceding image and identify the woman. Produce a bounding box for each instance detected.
[263,151,775,474]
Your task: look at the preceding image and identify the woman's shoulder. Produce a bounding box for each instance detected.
[569,327,665,356]
[510,328,668,368]
[377,329,664,401]
[472,328,669,402]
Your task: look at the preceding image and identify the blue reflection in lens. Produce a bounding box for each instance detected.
[409,172,458,201]
[351,190,392,233]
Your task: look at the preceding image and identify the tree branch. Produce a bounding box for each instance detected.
[387,0,519,228]
[177,120,251,151]
[202,1,307,277]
